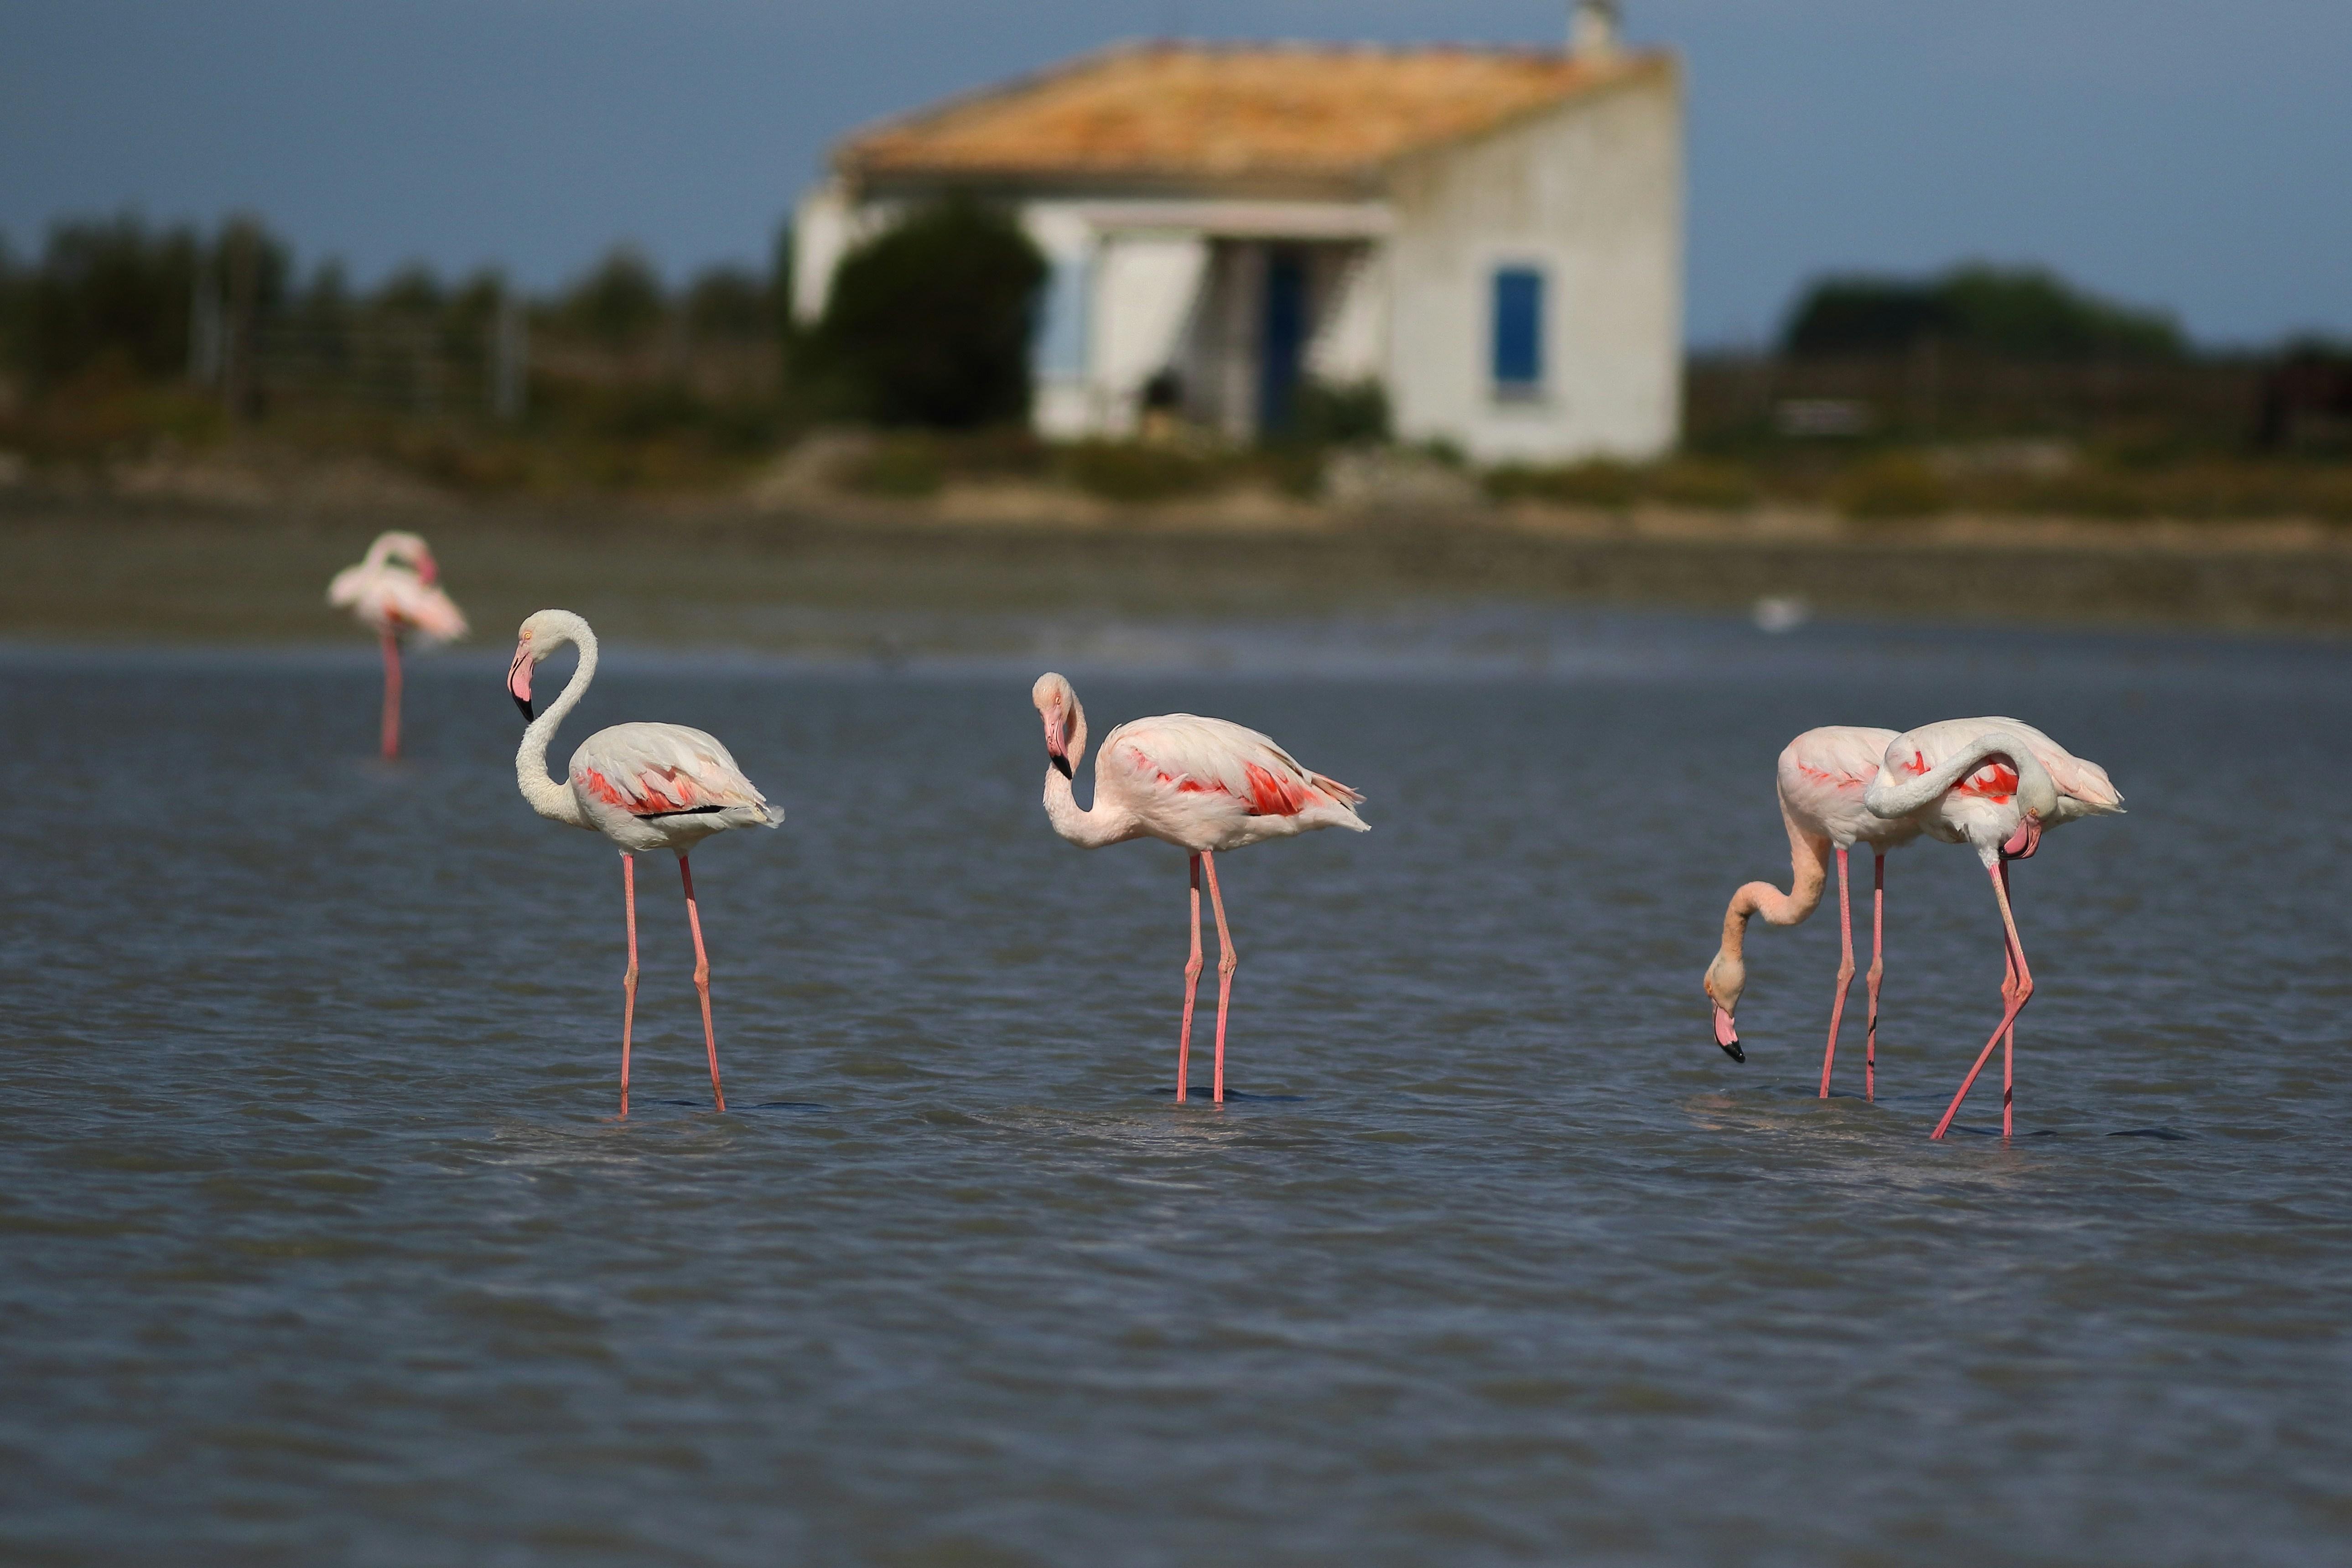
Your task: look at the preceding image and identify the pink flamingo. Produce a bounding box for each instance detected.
[1703,727,1924,1098]
[509,610,784,1116]
[1032,673,1368,1103]
[327,530,467,758]
[1861,718,2123,1139]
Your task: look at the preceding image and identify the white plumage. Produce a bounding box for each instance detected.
[508,609,784,1116]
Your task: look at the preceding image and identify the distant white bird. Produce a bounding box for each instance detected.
[1863,718,2123,1139]
[1032,672,1368,1103]
[327,530,467,758]
[1703,726,1924,1098]
[509,610,784,1116]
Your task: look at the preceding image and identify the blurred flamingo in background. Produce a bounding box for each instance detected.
[509,610,783,1117]
[1704,726,1923,1098]
[1032,673,1368,1104]
[1863,719,2123,1139]
[327,530,467,758]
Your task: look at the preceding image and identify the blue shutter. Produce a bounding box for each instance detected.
[1033,258,1089,379]
[1492,267,1544,390]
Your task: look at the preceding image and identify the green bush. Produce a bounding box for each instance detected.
[846,438,948,498]
[1786,265,2182,363]
[811,197,1046,429]
[1292,379,1389,446]
[1060,441,1213,503]
[1485,459,1642,507]
[1834,452,1950,519]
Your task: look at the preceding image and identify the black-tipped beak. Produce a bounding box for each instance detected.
[1718,1038,1746,1064]
[514,693,534,722]
[1050,752,1072,779]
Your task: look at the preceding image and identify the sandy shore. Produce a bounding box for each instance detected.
[8,475,2352,649]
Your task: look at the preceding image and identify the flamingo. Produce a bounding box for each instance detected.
[1861,718,2123,1139]
[1703,727,1924,1098]
[327,530,467,758]
[1031,673,1367,1103]
[508,610,784,1116]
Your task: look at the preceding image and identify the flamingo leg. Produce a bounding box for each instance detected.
[1175,855,1207,1103]
[1930,855,2034,1141]
[677,854,726,1113]
[1864,851,1886,1102]
[1820,847,1855,1098]
[618,852,639,1119]
[1200,850,1238,1104]
[2000,857,2018,1138]
[379,628,403,759]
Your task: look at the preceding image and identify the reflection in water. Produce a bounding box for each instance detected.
[0,609,2348,1564]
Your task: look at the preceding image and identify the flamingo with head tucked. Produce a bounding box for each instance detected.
[1031,673,1367,1103]
[1862,718,2123,1139]
[509,610,784,1116]
[327,530,467,758]
[1704,727,1924,1098]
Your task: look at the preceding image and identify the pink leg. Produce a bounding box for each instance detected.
[1201,851,1238,1104]
[1864,851,1886,1102]
[1176,854,1204,1103]
[618,853,639,1119]
[379,628,403,759]
[1930,857,2034,1140]
[2000,859,2017,1138]
[1820,847,1855,1098]
[678,854,726,1112]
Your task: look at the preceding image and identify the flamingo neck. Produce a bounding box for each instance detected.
[516,622,597,828]
[1862,727,2060,861]
[1717,803,1830,958]
[1042,704,1134,847]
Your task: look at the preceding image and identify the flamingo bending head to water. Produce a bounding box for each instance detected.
[1703,726,1924,1098]
[1862,718,2122,1139]
[327,530,467,758]
[1032,673,1367,1103]
[509,610,784,1116]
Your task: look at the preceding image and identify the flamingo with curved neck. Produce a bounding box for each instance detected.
[1033,672,1367,1102]
[1863,718,2122,1138]
[509,610,784,1116]
[1704,726,1922,1098]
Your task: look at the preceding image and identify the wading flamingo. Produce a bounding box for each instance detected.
[1862,719,2122,1139]
[509,610,783,1116]
[327,530,467,758]
[1032,673,1367,1103]
[1704,727,1924,1097]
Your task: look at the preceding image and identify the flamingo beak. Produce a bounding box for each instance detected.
[1713,1005,1745,1063]
[1044,711,1071,778]
[2002,814,2044,860]
[416,554,440,586]
[508,642,535,722]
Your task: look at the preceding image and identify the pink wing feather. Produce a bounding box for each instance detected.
[1104,714,1364,822]
[569,723,778,820]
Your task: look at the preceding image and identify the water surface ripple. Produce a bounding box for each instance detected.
[2,612,2348,1566]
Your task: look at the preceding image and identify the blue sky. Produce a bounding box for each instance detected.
[2,0,2345,346]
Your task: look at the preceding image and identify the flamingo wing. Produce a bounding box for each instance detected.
[327,565,468,644]
[375,575,468,644]
[570,723,781,822]
[1104,713,1366,823]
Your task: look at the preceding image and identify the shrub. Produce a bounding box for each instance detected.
[812,197,1046,429]
[1060,440,1212,503]
[1834,452,1949,519]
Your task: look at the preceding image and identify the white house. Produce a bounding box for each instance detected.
[793,2,1682,463]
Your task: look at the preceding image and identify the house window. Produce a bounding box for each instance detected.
[1491,266,1545,395]
[1033,257,1089,379]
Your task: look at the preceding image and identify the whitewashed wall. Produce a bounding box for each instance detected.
[1383,71,1684,462]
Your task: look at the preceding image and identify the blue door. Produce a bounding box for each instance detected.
[1259,250,1307,437]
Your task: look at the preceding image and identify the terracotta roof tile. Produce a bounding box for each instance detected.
[837,42,1672,197]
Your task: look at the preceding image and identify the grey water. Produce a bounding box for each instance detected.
[3,607,2349,1567]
